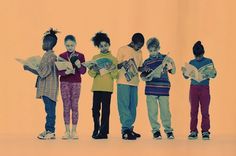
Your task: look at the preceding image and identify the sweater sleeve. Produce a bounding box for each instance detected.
[78,54,86,75]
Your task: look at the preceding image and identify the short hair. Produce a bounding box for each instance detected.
[43,28,59,51]
[146,37,160,50]
[132,33,145,44]
[64,35,76,43]
[193,41,205,56]
[91,32,110,47]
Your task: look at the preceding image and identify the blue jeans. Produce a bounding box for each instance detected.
[42,96,56,133]
[117,84,138,133]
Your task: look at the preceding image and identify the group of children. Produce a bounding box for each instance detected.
[23,28,217,141]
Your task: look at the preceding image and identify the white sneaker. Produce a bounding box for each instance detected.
[37,131,56,140]
[71,131,78,139]
[62,131,71,140]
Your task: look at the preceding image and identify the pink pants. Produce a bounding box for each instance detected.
[60,82,81,125]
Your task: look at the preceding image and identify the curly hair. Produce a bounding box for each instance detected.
[91,32,110,47]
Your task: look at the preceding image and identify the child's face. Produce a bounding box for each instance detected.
[148,46,159,57]
[65,40,76,52]
[99,41,110,53]
[133,42,144,51]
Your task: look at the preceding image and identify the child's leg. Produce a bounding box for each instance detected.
[146,95,160,134]
[158,96,173,133]
[100,92,112,135]
[117,84,132,133]
[60,82,71,126]
[70,83,81,127]
[199,86,211,132]
[129,86,138,129]
[189,86,200,133]
[92,91,102,133]
[42,96,56,133]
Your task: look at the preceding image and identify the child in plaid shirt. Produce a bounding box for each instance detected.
[24,28,59,140]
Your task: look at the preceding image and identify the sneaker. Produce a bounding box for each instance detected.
[38,131,55,140]
[122,129,137,140]
[153,131,162,139]
[92,130,98,139]
[166,132,175,139]
[188,131,198,140]
[132,130,141,138]
[62,131,70,140]
[71,131,78,139]
[202,132,210,140]
[94,133,108,139]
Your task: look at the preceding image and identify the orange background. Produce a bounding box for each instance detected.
[0,0,236,155]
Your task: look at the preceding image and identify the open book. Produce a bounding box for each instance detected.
[120,58,138,82]
[183,63,214,82]
[141,54,173,81]
[16,56,41,71]
[82,58,116,76]
[55,61,73,71]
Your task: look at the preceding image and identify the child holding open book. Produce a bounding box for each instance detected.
[57,35,86,139]
[140,37,176,139]
[181,41,217,140]
[88,32,118,139]
[23,28,59,140]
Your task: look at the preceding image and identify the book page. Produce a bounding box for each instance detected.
[16,56,41,70]
[55,61,73,71]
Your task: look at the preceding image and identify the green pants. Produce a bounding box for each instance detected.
[146,95,173,134]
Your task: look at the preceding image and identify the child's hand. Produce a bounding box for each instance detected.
[92,64,100,73]
[65,68,75,75]
[23,65,30,71]
[75,60,81,68]
[204,69,216,78]
[105,62,113,70]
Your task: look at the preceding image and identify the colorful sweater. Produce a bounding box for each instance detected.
[57,51,86,83]
[142,54,173,96]
[189,57,216,86]
[88,51,118,92]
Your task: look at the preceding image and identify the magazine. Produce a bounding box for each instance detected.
[16,56,41,71]
[82,58,116,76]
[183,63,214,82]
[55,61,73,71]
[120,58,138,82]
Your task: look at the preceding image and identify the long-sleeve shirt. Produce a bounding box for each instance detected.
[88,51,118,92]
[57,51,86,83]
[116,45,143,86]
[36,51,59,102]
[142,53,175,96]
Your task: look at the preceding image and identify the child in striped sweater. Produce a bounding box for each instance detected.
[141,37,176,139]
